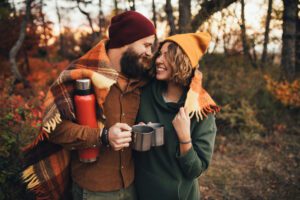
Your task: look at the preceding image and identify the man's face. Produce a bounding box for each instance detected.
[120,35,155,79]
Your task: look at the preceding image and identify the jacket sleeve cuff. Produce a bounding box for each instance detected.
[83,127,102,148]
[176,146,203,179]
[176,146,197,166]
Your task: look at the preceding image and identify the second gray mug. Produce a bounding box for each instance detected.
[148,123,164,147]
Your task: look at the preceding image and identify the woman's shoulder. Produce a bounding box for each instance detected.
[191,113,216,131]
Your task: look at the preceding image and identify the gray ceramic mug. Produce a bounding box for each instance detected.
[148,123,164,147]
[132,125,154,151]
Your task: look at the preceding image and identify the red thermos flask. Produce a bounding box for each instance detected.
[74,79,99,163]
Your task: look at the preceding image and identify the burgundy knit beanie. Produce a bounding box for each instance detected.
[107,11,156,49]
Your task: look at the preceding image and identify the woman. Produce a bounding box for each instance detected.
[134,33,220,200]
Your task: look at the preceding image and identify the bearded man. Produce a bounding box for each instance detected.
[22,11,155,200]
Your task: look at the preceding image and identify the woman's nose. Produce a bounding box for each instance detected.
[155,55,162,64]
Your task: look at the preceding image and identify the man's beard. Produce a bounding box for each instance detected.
[120,49,152,79]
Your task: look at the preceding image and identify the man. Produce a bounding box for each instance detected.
[22,11,155,200]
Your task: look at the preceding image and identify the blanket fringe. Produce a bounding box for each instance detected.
[43,112,62,134]
[22,165,40,189]
[22,112,62,152]
[22,165,54,200]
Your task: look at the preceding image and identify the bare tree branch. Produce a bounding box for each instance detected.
[191,0,237,32]
[55,0,64,55]
[178,0,192,33]
[240,0,257,68]
[261,0,273,65]
[76,0,97,38]
[9,0,32,92]
[98,0,105,35]
[281,0,297,81]
[165,0,177,35]
[114,0,119,14]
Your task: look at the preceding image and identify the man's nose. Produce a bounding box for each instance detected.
[145,48,152,57]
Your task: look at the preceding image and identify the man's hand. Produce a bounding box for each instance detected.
[108,123,132,151]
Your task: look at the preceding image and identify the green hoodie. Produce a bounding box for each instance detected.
[134,79,217,200]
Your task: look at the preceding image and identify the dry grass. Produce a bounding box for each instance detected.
[199,131,300,200]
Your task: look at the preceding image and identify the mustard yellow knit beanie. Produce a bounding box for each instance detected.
[165,32,211,68]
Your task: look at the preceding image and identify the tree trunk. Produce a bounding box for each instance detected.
[98,0,105,36]
[178,0,191,33]
[152,0,158,48]
[281,0,297,81]
[76,0,97,39]
[40,0,48,55]
[23,49,30,74]
[128,0,135,11]
[11,0,17,17]
[152,0,157,29]
[251,39,258,63]
[223,33,229,55]
[296,2,300,77]
[191,0,237,32]
[55,0,64,56]
[165,0,177,35]
[261,0,273,66]
[240,0,257,68]
[9,0,31,92]
[221,11,229,55]
[114,0,119,14]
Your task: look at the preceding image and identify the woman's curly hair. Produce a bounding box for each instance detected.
[150,41,195,86]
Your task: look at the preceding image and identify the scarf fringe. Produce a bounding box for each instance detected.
[188,104,219,122]
[185,86,220,121]
[184,89,200,116]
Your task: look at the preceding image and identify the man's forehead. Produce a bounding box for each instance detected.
[141,35,155,43]
[129,35,155,47]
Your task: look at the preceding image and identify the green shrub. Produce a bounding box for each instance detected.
[217,99,265,136]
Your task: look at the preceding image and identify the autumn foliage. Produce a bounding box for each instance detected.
[1,58,68,139]
[0,0,299,198]
[264,75,300,108]
[0,57,69,199]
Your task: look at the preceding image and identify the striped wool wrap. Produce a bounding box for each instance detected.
[22,39,118,200]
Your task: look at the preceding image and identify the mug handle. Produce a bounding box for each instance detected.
[132,131,137,143]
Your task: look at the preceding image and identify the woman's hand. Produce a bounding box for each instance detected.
[172,107,191,142]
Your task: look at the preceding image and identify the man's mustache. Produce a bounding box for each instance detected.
[139,56,152,70]
[140,55,152,64]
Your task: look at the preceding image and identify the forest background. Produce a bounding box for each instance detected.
[0,0,299,199]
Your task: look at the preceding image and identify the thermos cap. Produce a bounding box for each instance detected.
[76,79,91,91]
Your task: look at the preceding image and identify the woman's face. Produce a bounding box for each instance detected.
[155,42,173,81]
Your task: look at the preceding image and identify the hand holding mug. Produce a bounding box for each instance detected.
[108,123,132,151]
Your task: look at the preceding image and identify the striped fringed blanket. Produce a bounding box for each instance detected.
[21,40,118,200]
